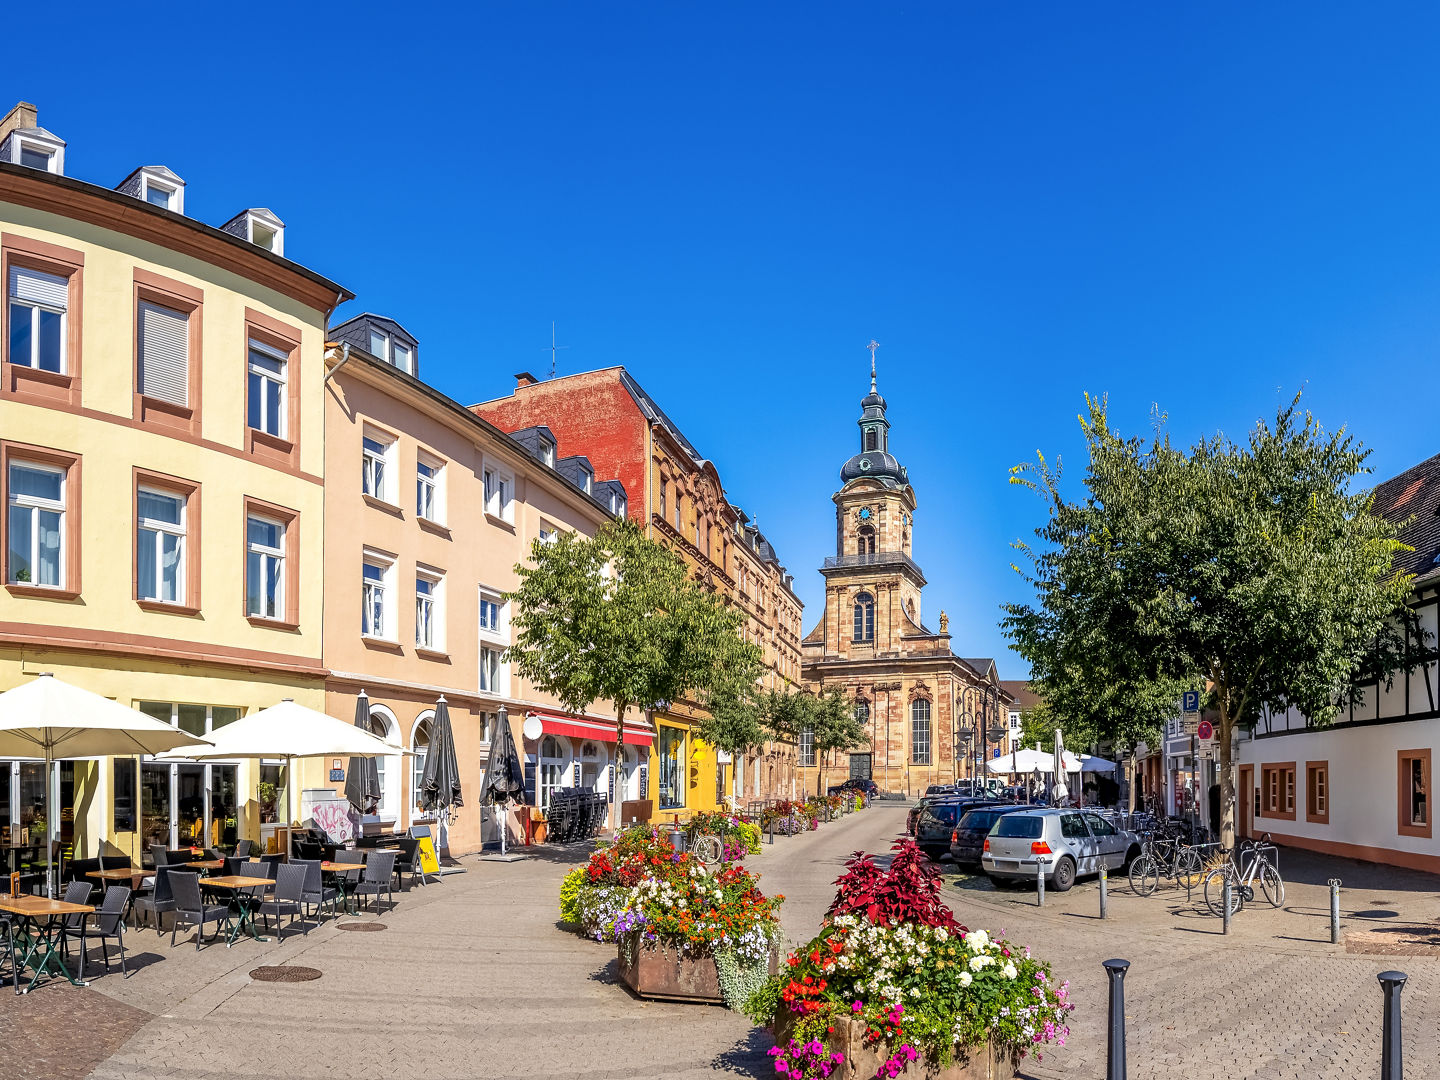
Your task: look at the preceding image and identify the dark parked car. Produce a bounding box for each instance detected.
[828,778,880,798]
[948,805,1031,866]
[915,799,1008,860]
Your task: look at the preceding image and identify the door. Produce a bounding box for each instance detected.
[1238,766,1252,840]
[1059,812,1095,873]
[1084,813,1126,868]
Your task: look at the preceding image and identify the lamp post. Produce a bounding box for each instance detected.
[961,686,982,782]
[957,723,974,782]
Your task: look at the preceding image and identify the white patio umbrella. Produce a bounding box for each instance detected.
[1077,753,1118,773]
[986,747,1082,774]
[0,673,209,896]
[159,699,409,830]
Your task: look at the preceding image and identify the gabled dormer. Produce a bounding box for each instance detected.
[556,454,595,496]
[221,208,284,255]
[511,425,558,468]
[329,313,418,377]
[0,102,65,175]
[116,165,186,213]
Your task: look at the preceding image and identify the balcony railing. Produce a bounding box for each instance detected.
[821,550,926,581]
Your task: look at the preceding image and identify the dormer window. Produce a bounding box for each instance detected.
[538,435,555,467]
[19,144,52,171]
[0,106,65,176]
[221,209,285,256]
[578,465,592,494]
[615,495,627,518]
[367,330,415,374]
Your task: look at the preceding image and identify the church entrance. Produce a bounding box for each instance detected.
[849,753,872,780]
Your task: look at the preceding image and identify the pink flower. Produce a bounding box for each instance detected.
[852,1000,863,1013]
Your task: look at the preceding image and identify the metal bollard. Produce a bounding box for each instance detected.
[768,815,775,845]
[1099,865,1109,920]
[1379,970,1406,1080]
[1222,877,1232,935]
[1328,878,1342,945]
[1103,958,1130,1080]
[1036,858,1046,908]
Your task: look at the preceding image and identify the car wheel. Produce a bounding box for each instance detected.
[1050,856,1076,892]
[1121,845,1141,872]
[986,874,1010,889]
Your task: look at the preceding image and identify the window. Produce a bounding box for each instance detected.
[854,699,869,726]
[411,715,433,817]
[137,487,185,604]
[8,266,66,373]
[479,645,504,693]
[658,726,685,810]
[362,432,394,502]
[538,435,555,467]
[19,145,53,171]
[577,464,592,494]
[615,494,627,518]
[369,329,388,361]
[416,453,444,522]
[1260,763,1296,821]
[865,429,877,451]
[857,524,876,555]
[137,300,190,407]
[911,699,932,764]
[484,467,513,523]
[415,569,442,650]
[362,554,394,639]
[853,591,875,643]
[7,460,65,587]
[659,478,667,517]
[479,590,504,637]
[392,341,413,374]
[246,340,287,439]
[798,726,815,768]
[1306,761,1329,824]
[538,736,566,810]
[245,515,285,619]
[674,495,682,531]
[538,523,558,544]
[1399,749,1431,838]
[143,178,179,210]
[367,330,413,374]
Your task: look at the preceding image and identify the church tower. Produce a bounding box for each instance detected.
[822,348,926,660]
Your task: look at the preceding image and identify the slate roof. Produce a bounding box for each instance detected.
[1372,451,1440,588]
[999,680,1043,712]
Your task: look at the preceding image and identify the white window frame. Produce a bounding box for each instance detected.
[15,137,61,174]
[484,465,514,524]
[6,461,66,588]
[7,266,68,373]
[246,339,288,439]
[142,177,180,211]
[362,429,396,503]
[478,587,506,641]
[361,550,397,641]
[416,451,444,523]
[578,465,592,494]
[538,522,558,544]
[391,340,413,374]
[411,712,434,819]
[415,567,444,650]
[479,643,506,694]
[245,514,285,619]
[136,486,186,604]
[538,436,555,467]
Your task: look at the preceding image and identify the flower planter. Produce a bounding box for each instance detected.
[775,1015,1019,1080]
[617,934,779,1004]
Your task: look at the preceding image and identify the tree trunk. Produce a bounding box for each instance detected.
[1126,754,1136,814]
[612,700,628,832]
[1216,691,1236,851]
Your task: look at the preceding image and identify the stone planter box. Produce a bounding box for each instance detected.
[617,935,779,1004]
[774,1014,1019,1080]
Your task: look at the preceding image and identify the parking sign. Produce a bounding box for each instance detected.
[1182,690,1200,713]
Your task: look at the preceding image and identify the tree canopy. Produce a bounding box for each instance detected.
[1004,393,1415,842]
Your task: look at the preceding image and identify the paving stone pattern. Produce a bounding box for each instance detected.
[2,805,1437,1078]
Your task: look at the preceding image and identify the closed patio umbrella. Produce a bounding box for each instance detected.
[0,673,208,896]
[484,708,525,855]
[344,690,381,815]
[420,698,463,858]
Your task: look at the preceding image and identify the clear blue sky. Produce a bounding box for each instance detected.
[14,5,1440,677]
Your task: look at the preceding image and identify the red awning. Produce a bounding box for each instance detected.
[532,712,654,746]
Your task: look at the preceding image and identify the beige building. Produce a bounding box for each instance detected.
[321,327,641,855]
[802,361,1015,796]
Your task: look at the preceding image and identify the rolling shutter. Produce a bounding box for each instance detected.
[8,266,68,310]
[138,301,189,406]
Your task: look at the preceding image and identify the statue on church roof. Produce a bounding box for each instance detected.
[939,610,949,634]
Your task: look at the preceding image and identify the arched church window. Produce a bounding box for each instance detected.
[857,524,876,555]
[853,592,875,643]
[865,429,877,451]
[911,699,932,765]
[854,699,869,726]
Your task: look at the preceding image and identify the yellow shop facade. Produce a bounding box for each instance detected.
[0,103,347,866]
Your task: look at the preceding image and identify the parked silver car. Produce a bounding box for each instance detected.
[980,808,1141,892]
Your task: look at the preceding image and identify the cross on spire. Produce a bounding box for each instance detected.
[867,339,879,391]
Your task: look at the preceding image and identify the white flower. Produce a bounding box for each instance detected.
[967,929,990,951]
[959,971,973,987]
[969,956,987,972]
[1002,963,1017,980]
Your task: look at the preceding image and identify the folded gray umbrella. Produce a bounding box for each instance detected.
[344,690,382,813]
[485,709,526,805]
[420,697,463,815]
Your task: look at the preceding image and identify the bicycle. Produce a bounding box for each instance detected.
[1201,833,1285,916]
[1128,834,1203,896]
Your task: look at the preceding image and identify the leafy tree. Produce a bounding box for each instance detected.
[806,689,870,796]
[505,518,758,823]
[1004,394,1415,845]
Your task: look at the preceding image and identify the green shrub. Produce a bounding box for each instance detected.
[559,866,587,925]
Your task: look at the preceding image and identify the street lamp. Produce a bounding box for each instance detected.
[957,723,974,781]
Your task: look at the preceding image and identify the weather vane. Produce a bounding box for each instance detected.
[867,339,879,388]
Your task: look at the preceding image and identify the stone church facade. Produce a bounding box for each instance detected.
[800,357,1016,797]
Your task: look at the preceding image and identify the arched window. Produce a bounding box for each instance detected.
[865,429,877,451]
[538,735,570,810]
[853,592,875,643]
[857,524,876,555]
[854,699,870,727]
[911,699,932,765]
[411,713,433,819]
[365,705,401,821]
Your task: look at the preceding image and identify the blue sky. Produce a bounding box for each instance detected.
[14,5,1440,676]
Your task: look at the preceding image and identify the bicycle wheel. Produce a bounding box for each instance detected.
[1129,855,1159,896]
[1175,848,1202,888]
[1203,868,1243,917]
[1259,862,1285,907]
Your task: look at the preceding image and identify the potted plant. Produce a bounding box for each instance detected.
[745,839,1073,1079]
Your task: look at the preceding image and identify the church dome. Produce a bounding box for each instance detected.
[841,346,907,488]
[840,450,907,487]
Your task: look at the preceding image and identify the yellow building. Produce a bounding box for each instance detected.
[0,103,348,869]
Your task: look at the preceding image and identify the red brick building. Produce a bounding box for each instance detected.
[473,367,804,815]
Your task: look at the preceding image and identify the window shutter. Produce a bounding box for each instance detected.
[138,301,189,406]
[9,266,68,310]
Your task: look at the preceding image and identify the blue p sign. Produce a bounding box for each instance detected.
[1182,691,1200,712]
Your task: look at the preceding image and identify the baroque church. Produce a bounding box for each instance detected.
[801,353,1017,797]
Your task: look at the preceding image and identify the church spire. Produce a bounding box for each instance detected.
[839,340,908,488]
[868,339,879,396]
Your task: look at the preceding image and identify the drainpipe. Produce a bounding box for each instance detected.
[324,342,352,383]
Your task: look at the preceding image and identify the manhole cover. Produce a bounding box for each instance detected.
[250,965,322,983]
[336,922,387,932]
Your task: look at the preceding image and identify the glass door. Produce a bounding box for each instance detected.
[141,762,172,862]
[176,763,206,848]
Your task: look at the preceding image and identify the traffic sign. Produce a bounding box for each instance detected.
[1197,719,1214,741]
[1182,690,1200,713]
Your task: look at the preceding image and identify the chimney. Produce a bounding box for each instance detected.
[0,102,38,142]
[515,372,540,388]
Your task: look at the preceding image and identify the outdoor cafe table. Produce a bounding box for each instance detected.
[319,861,365,914]
[199,876,274,946]
[86,868,143,884]
[0,894,94,992]
[183,859,224,872]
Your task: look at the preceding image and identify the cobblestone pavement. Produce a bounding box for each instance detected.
[3,804,1436,1079]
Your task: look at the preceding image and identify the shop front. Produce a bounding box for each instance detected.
[524,711,653,830]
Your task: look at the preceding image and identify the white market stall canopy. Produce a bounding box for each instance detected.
[987,747,1083,775]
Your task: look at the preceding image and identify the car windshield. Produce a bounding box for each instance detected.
[932,805,960,825]
[992,815,1045,839]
